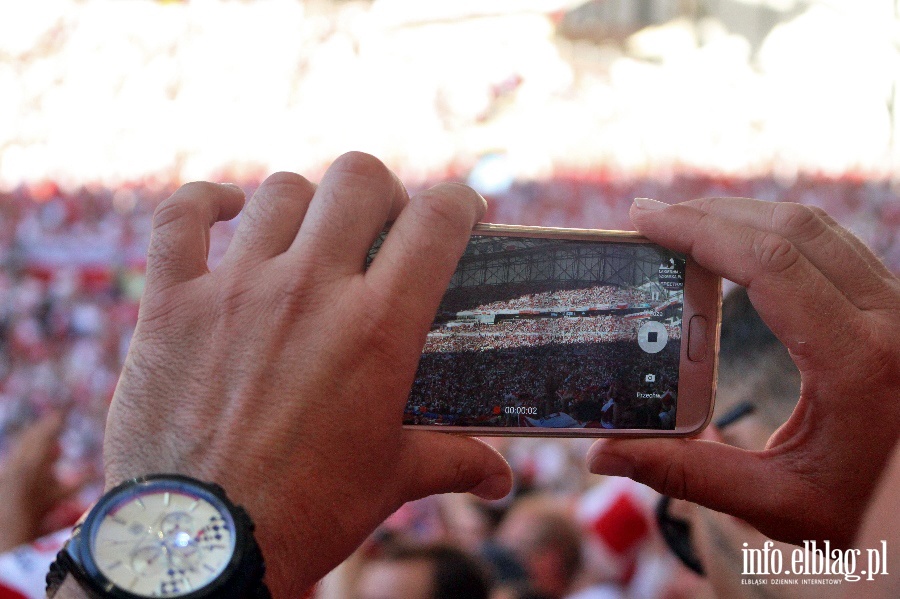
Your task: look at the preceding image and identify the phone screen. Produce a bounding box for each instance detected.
[374,233,687,430]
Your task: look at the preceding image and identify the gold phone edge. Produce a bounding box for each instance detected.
[474,223,648,243]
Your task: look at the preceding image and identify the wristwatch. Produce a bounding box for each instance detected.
[46,474,270,599]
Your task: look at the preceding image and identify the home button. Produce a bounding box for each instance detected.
[687,315,708,362]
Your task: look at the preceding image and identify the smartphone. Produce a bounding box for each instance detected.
[378,223,721,437]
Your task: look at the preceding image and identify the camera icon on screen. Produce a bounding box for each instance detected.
[645,374,656,383]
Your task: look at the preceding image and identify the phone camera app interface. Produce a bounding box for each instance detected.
[382,236,685,430]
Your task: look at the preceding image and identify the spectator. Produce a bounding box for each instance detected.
[495,496,583,599]
[355,544,492,599]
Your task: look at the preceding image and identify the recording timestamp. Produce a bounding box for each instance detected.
[504,406,537,415]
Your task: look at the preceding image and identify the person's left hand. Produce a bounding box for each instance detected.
[0,412,83,552]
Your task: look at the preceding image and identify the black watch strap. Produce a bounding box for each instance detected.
[46,541,76,598]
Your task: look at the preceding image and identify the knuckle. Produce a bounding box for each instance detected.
[449,456,478,492]
[153,183,216,229]
[263,170,313,188]
[272,258,329,314]
[152,198,194,231]
[863,329,900,383]
[331,151,392,186]
[217,275,257,318]
[178,180,221,197]
[805,205,829,220]
[355,308,401,356]
[242,174,315,232]
[752,231,800,275]
[257,172,316,204]
[772,203,826,244]
[659,458,689,500]
[691,196,727,212]
[412,187,474,232]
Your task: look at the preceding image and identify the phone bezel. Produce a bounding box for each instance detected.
[403,223,721,438]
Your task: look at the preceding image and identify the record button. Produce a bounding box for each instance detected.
[638,321,668,354]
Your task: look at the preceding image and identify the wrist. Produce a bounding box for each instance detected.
[50,577,90,599]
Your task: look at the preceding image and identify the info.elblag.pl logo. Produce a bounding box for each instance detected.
[741,541,889,587]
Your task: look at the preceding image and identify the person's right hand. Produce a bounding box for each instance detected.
[588,197,900,548]
[101,152,513,598]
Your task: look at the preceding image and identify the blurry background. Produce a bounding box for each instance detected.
[0,1,898,598]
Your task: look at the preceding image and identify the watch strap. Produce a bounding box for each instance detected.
[46,540,79,598]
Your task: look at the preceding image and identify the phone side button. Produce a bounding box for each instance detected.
[687,315,708,362]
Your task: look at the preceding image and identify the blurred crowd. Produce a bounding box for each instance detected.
[335,472,679,599]
[0,170,897,597]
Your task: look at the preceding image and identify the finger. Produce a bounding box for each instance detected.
[288,152,408,276]
[51,470,95,504]
[18,412,64,467]
[629,199,859,366]
[366,183,486,339]
[398,432,513,501]
[223,172,317,266]
[587,439,818,544]
[812,208,896,280]
[147,182,245,289]
[681,198,896,310]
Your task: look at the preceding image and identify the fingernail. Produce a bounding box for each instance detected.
[221,183,243,192]
[589,452,635,478]
[470,473,511,500]
[633,197,668,211]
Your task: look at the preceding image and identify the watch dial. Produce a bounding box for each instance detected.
[91,488,236,597]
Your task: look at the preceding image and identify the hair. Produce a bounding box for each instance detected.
[382,544,492,599]
[528,512,582,584]
[497,496,583,586]
[717,286,801,431]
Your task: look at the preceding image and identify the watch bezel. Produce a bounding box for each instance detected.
[68,474,253,599]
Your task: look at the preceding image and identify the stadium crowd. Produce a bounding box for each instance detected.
[424,314,681,354]
[470,285,655,313]
[409,340,680,430]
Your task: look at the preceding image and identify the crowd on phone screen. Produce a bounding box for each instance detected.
[409,285,679,430]
[466,286,655,314]
[0,175,898,599]
[409,339,679,430]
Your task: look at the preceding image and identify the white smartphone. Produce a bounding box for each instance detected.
[375,223,721,437]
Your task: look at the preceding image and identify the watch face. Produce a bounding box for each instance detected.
[86,479,238,597]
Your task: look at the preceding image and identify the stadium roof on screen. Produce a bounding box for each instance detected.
[451,237,668,289]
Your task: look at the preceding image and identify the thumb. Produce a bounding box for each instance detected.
[586,438,810,541]
[398,432,513,501]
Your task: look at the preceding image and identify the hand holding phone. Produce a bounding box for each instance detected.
[589,197,900,549]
